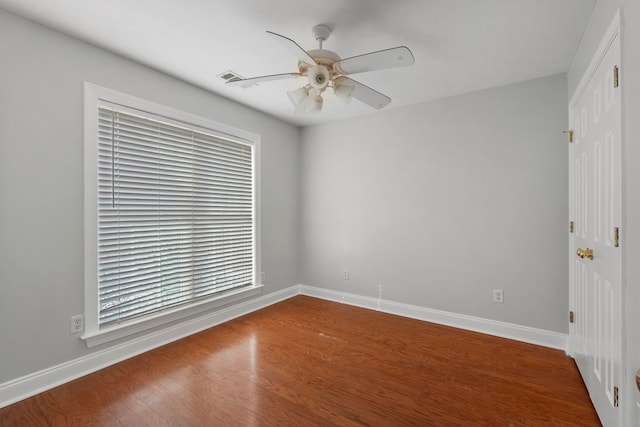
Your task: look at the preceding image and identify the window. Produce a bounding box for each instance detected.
[84,84,261,346]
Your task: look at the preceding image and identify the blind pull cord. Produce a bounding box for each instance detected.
[111,113,116,208]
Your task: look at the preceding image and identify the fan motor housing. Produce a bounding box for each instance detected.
[307,49,340,67]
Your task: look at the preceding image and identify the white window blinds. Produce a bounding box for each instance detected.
[97,106,254,326]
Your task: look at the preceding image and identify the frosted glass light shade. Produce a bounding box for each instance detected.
[333,80,354,104]
[287,86,309,108]
[307,94,323,112]
[307,65,330,90]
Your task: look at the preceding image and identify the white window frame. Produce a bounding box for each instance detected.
[83,83,261,347]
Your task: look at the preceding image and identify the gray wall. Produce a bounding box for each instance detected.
[567,0,640,421]
[299,74,569,333]
[0,9,300,383]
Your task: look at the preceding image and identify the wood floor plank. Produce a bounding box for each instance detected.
[0,296,601,426]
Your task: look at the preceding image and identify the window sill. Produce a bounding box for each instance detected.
[81,285,263,348]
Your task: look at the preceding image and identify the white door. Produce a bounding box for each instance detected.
[569,22,622,427]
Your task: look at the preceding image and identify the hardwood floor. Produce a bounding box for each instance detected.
[0,296,600,426]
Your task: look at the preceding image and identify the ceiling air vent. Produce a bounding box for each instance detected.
[218,70,255,88]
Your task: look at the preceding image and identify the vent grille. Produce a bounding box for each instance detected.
[218,70,254,88]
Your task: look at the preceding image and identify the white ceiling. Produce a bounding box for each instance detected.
[0,0,595,127]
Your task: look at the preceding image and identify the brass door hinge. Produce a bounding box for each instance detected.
[614,227,619,247]
[613,386,619,407]
[613,66,619,88]
[569,311,575,323]
[563,130,574,143]
[569,221,574,233]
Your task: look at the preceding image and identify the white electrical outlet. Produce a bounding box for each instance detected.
[493,289,504,303]
[70,314,84,334]
[261,271,266,283]
[342,269,349,280]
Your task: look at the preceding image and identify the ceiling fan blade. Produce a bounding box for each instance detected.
[267,31,317,65]
[334,46,415,75]
[225,72,301,87]
[340,77,391,110]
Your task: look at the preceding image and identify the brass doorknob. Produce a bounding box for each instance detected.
[576,248,594,260]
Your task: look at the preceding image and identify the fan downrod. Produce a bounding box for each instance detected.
[312,24,331,49]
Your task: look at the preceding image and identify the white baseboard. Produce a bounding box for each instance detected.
[298,285,568,351]
[1,283,568,409]
[0,286,297,409]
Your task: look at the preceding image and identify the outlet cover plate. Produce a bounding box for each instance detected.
[70,314,84,334]
[493,289,504,304]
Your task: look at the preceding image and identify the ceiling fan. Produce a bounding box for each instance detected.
[226,25,415,113]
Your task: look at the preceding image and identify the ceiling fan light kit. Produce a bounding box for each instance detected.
[226,24,415,114]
